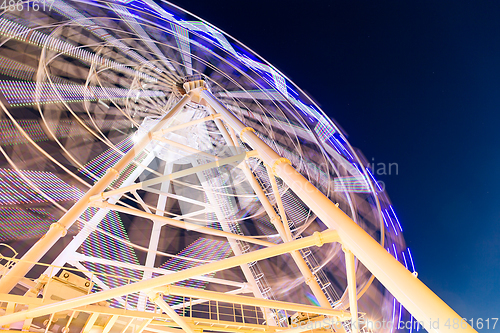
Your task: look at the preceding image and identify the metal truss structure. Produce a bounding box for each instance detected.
[0,2,475,333]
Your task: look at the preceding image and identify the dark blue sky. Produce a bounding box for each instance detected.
[172,0,500,325]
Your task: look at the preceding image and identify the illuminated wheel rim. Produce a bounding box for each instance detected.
[0,1,416,331]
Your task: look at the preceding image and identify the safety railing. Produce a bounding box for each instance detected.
[0,256,345,333]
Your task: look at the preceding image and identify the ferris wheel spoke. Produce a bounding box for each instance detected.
[50,0,163,74]
[109,3,177,74]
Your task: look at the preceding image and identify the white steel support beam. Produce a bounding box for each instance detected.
[130,190,211,224]
[82,313,99,333]
[241,163,287,239]
[145,162,173,280]
[200,88,476,333]
[261,165,346,330]
[139,162,173,311]
[140,188,210,208]
[210,88,350,323]
[207,105,237,151]
[90,150,257,201]
[343,247,358,333]
[90,201,274,247]
[62,310,77,333]
[154,113,222,135]
[69,261,131,309]
[0,94,192,294]
[22,304,35,331]
[153,136,218,160]
[0,229,340,325]
[119,318,134,333]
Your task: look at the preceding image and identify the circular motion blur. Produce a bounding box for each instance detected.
[0,1,415,333]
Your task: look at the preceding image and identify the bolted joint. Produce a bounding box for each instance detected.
[26,274,50,297]
[239,127,255,142]
[50,222,67,237]
[313,231,324,247]
[163,285,172,295]
[271,157,292,176]
[90,200,108,209]
[183,80,207,93]
[304,275,316,286]
[183,80,208,104]
[269,215,281,225]
[342,245,352,255]
[148,292,163,303]
[89,192,105,202]
[106,167,119,180]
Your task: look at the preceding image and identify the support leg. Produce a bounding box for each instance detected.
[0,94,191,294]
[343,247,358,333]
[200,88,476,333]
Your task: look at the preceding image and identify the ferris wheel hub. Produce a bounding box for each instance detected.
[183,80,209,104]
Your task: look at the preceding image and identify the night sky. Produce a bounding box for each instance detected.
[170,0,500,325]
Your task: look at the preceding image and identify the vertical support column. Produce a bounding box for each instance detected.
[343,246,358,333]
[200,89,476,333]
[138,161,173,311]
[0,94,191,294]
[147,164,173,273]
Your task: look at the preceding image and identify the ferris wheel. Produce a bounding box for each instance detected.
[0,1,474,333]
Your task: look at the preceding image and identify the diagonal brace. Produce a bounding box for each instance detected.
[90,201,273,247]
[89,150,258,202]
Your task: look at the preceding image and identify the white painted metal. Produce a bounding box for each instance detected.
[0,229,339,325]
[200,88,476,333]
[0,94,192,294]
